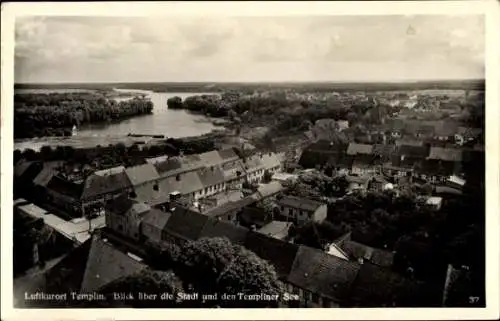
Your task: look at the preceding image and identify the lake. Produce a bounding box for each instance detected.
[14,89,223,151]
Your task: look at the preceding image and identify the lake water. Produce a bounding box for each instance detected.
[14,89,222,151]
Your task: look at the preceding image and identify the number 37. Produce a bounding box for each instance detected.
[469,296,480,304]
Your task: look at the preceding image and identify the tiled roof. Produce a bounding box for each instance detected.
[80,236,146,292]
[162,207,210,241]
[346,262,435,307]
[372,144,396,158]
[15,161,43,183]
[204,196,257,218]
[153,157,183,175]
[94,166,125,176]
[427,147,463,162]
[221,160,246,181]
[33,166,57,187]
[340,241,394,268]
[46,175,84,199]
[257,221,293,239]
[133,181,163,204]
[256,181,284,199]
[347,143,374,155]
[124,163,160,186]
[14,160,35,177]
[130,202,151,216]
[198,150,224,167]
[197,166,225,188]
[242,155,265,173]
[81,172,132,199]
[277,195,325,212]
[141,208,172,230]
[43,239,93,293]
[287,246,361,301]
[218,148,239,162]
[198,219,249,245]
[239,207,271,227]
[244,231,300,278]
[352,154,381,168]
[105,196,136,215]
[260,152,282,170]
[397,145,429,159]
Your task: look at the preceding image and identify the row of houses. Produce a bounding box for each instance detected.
[299,141,483,187]
[103,198,439,307]
[14,148,283,218]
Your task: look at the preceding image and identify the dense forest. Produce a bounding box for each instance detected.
[14,93,154,138]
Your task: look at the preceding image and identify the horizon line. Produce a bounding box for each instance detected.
[15,78,485,85]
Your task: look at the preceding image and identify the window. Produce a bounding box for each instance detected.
[153,184,159,191]
[118,224,123,232]
[176,174,181,181]
[205,187,208,194]
[312,293,319,303]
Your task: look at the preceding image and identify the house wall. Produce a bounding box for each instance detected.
[313,205,328,223]
[280,205,314,226]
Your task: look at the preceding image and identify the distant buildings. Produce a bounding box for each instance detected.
[15,148,284,219]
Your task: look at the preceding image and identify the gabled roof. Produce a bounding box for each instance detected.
[198,219,249,245]
[221,160,246,181]
[287,246,360,301]
[162,207,210,241]
[347,143,373,155]
[257,221,293,239]
[244,231,300,278]
[80,236,146,292]
[218,148,239,162]
[141,209,172,230]
[256,181,284,199]
[340,240,394,268]
[198,150,224,167]
[428,147,463,162]
[277,195,325,212]
[105,195,136,215]
[197,166,225,188]
[260,152,281,170]
[33,166,57,187]
[153,157,183,175]
[81,172,132,199]
[14,160,36,177]
[204,196,257,218]
[242,155,265,173]
[46,175,84,199]
[124,163,160,186]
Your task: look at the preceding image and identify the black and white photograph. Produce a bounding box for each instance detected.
[1,1,498,320]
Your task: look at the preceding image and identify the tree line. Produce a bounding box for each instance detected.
[14,93,154,138]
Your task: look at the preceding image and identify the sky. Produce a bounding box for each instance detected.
[14,15,485,83]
